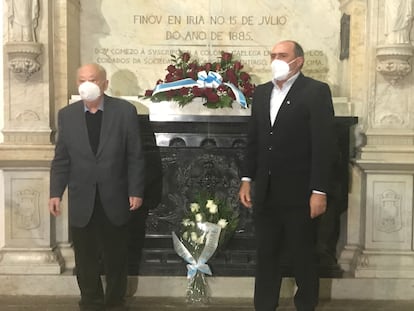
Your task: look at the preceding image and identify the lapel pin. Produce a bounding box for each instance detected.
[287,100,291,105]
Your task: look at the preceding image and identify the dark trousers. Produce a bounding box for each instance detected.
[253,185,319,311]
[71,194,128,310]
[128,204,149,275]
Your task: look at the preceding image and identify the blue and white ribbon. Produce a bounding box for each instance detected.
[223,81,247,108]
[152,78,198,94]
[172,222,222,279]
[196,71,222,88]
[152,71,247,108]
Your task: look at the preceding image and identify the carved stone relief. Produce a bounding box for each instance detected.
[14,189,41,231]
[146,147,249,235]
[8,180,45,241]
[376,45,413,85]
[366,175,412,250]
[384,0,413,45]
[16,110,41,121]
[3,171,50,245]
[0,170,64,274]
[376,1,414,84]
[375,190,402,233]
[5,0,42,80]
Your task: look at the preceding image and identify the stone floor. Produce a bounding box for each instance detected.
[0,296,414,311]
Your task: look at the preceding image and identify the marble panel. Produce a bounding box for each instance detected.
[0,168,64,274]
[365,174,413,250]
[3,169,53,247]
[79,0,341,96]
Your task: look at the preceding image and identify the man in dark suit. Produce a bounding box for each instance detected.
[239,40,335,311]
[49,63,145,311]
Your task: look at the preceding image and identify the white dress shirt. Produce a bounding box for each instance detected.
[270,72,300,126]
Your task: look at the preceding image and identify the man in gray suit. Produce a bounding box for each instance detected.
[49,63,145,311]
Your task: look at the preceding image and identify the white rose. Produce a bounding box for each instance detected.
[209,203,218,214]
[190,203,200,213]
[190,231,198,242]
[190,221,195,227]
[196,233,206,245]
[195,213,203,222]
[182,231,188,240]
[217,219,228,229]
[182,218,191,226]
[206,199,215,209]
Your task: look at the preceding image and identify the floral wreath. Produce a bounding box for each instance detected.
[144,51,255,109]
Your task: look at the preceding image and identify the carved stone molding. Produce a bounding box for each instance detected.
[0,248,64,274]
[2,129,51,145]
[376,44,414,85]
[5,41,42,80]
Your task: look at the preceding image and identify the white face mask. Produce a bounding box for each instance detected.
[271,58,297,81]
[78,81,101,102]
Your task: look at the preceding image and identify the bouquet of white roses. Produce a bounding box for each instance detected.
[172,193,239,303]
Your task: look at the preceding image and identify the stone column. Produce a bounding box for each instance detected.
[336,0,369,276]
[338,0,414,278]
[50,0,81,272]
[0,0,80,274]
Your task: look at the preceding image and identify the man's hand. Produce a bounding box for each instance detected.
[239,181,253,208]
[129,196,143,211]
[309,192,327,219]
[49,197,61,217]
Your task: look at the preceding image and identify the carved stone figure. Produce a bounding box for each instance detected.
[384,0,413,44]
[7,0,40,42]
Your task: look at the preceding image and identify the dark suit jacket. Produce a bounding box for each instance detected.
[50,94,145,227]
[243,73,335,208]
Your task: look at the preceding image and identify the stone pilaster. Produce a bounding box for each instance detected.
[338,0,414,277]
[48,0,81,271]
[336,0,369,276]
[0,0,81,274]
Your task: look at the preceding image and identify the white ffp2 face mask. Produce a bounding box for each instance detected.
[78,81,101,102]
[271,59,297,81]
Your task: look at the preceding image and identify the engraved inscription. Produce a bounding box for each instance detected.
[80,1,341,93]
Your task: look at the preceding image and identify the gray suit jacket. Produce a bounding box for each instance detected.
[50,94,145,227]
